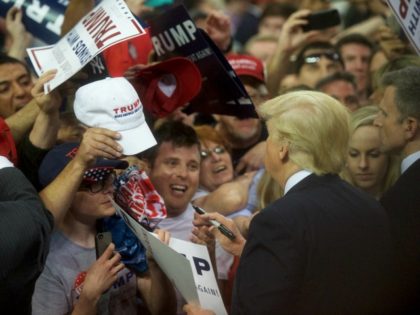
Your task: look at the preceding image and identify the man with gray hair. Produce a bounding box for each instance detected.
[374,66,420,313]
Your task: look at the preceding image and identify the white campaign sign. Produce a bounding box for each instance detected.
[387,0,420,55]
[169,238,228,315]
[112,200,227,315]
[27,0,145,92]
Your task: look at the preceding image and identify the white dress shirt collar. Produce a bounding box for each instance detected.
[401,151,420,174]
[284,169,313,195]
[0,156,14,169]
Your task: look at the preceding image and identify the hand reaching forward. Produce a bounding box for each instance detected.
[193,212,246,257]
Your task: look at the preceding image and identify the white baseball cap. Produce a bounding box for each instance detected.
[74,77,156,155]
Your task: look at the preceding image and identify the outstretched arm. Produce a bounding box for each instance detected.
[5,98,39,144]
[193,172,256,215]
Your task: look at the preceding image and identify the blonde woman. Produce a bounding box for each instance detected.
[341,106,399,199]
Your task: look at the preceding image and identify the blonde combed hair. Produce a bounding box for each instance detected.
[258,91,351,175]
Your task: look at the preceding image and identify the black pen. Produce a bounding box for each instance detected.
[192,205,236,241]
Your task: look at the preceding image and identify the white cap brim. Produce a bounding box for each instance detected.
[118,122,157,155]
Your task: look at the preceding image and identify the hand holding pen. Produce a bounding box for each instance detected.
[192,206,247,257]
[193,205,236,240]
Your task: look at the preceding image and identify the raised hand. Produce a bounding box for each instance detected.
[74,127,123,169]
[204,11,232,52]
[31,70,62,114]
[5,6,32,59]
[278,9,321,54]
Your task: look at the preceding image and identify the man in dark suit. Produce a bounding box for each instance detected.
[374,66,420,313]
[230,91,394,314]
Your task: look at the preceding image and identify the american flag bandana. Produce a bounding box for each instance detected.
[114,166,167,230]
[83,167,113,182]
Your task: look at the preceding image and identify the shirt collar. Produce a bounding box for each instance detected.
[401,151,420,174]
[0,156,14,169]
[284,169,313,195]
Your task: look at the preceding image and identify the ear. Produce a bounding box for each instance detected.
[404,117,419,140]
[277,141,289,161]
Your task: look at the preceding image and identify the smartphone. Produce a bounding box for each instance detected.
[95,232,112,259]
[302,9,341,32]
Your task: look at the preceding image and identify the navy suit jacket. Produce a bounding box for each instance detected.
[0,167,53,314]
[380,158,420,313]
[232,174,394,315]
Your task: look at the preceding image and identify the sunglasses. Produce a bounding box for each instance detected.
[200,146,226,159]
[79,172,116,194]
[303,52,340,65]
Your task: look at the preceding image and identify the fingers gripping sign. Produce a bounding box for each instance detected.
[31,69,62,114]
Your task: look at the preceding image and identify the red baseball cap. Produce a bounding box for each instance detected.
[132,57,202,118]
[227,54,265,83]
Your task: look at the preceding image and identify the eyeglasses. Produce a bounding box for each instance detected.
[200,146,226,159]
[79,172,116,193]
[303,52,340,65]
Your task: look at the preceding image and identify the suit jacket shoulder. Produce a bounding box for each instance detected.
[381,158,420,208]
[380,159,420,311]
[232,174,393,315]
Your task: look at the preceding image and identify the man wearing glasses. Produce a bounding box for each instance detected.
[294,41,343,88]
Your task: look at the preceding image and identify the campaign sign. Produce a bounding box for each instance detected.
[170,238,228,315]
[26,0,145,92]
[387,0,420,55]
[112,199,228,315]
[0,0,67,44]
[148,5,258,118]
